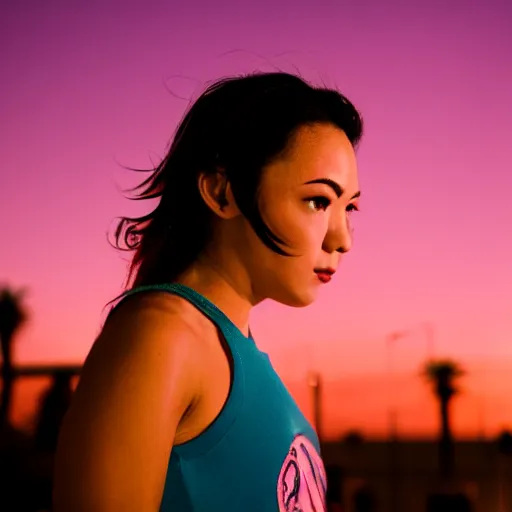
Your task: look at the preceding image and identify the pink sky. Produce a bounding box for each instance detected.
[1,0,511,439]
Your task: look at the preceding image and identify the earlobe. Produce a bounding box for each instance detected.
[197,171,240,219]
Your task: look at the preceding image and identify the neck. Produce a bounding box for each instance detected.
[175,251,257,337]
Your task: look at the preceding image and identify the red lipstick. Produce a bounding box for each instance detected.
[314,268,336,283]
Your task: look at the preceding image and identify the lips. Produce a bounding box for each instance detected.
[314,268,336,283]
[315,272,332,283]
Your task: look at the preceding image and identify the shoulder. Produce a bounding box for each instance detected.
[68,289,209,433]
[106,288,194,335]
[105,288,206,338]
[53,290,208,509]
[85,289,208,400]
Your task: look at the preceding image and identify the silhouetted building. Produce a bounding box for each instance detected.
[321,438,511,512]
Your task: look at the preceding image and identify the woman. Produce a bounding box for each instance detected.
[53,71,363,511]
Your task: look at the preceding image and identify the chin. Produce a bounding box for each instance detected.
[274,288,318,308]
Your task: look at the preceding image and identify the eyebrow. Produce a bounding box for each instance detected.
[304,178,361,200]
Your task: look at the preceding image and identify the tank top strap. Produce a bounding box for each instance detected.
[109,282,252,459]
[109,282,253,345]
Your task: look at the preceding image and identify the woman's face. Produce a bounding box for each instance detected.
[242,122,360,307]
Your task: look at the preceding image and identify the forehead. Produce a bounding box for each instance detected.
[263,123,359,192]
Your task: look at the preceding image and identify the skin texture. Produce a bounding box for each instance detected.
[52,122,360,511]
[183,122,360,330]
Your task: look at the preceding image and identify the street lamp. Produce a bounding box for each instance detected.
[386,322,436,512]
[387,331,407,440]
[386,322,436,439]
[308,371,323,442]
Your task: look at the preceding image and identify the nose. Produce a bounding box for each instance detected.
[322,212,353,254]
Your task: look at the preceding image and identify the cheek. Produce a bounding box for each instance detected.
[288,227,322,261]
[266,203,324,251]
[259,197,294,235]
[254,196,328,267]
[288,215,327,255]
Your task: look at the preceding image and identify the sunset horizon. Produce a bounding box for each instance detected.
[2,0,511,446]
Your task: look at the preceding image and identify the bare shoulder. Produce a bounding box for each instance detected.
[104,288,207,340]
[53,291,206,511]
[77,290,206,410]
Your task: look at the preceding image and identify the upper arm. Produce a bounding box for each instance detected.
[53,294,202,511]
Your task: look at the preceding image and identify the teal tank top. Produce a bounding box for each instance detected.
[113,283,327,511]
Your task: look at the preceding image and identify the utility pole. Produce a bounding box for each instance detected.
[387,331,406,440]
[386,323,436,512]
[386,330,407,512]
[309,371,323,442]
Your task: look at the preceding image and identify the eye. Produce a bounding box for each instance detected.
[305,196,331,212]
[346,203,359,234]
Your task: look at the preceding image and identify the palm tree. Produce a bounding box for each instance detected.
[422,359,465,480]
[497,429,512,456]
[0,285,28,426]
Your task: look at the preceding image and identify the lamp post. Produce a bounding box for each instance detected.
[387,331,407,440]
[386,322,435,512]
[386,330,407,512]
[308,371,323,442]
[387,321,436,439]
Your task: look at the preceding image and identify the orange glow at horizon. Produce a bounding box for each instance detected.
[2,0,512,441]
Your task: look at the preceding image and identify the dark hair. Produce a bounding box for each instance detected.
[114,71,363,288]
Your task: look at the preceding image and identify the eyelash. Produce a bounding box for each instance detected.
[305,197,360,213]
[305,196,331,211]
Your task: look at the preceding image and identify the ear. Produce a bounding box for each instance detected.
[198,171,241,220]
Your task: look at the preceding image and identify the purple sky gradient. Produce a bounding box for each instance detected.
[1,0,511,437]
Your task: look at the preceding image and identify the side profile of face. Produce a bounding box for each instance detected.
[240,122,360,307]
[198,122,360,308]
